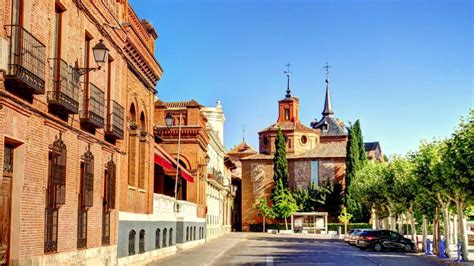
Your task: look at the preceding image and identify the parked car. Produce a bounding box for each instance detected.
[343,229,357,243]
[348,229,369,246]
[356,230,415,252]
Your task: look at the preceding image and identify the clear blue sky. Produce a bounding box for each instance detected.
[130,0,473,155]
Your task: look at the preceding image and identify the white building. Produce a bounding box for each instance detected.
[201,101,233,239]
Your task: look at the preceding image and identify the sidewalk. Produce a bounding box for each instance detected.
[148,233,246,266]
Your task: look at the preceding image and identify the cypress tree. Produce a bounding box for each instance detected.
[345,119,369,221]
[273,127,289,188]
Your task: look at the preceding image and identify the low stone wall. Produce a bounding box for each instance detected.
[13,245,117,266]
[117,246,177,266]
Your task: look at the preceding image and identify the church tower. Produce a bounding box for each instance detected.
[311,63,347,143]
[258,64,319,155]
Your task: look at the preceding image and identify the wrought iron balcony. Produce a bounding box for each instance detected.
[47,58,80,114]
[80,82,105,128]
[4,25,46,94]
[105,100,124,140]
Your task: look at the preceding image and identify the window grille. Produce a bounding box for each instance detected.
[3,144,14,174]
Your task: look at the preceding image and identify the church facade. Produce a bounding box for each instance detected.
[240,76,348,231]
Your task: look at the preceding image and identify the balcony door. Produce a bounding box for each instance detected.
[1,144,14,264]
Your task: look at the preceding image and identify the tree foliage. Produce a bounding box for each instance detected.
[272,179,299,230]
[273,127,289,188]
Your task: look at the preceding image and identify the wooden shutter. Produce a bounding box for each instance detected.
[81,146,94,208]
[106,158,116,210]
[49,133,67,206]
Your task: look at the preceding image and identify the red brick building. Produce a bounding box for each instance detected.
[239,76,347,231]
[0,0,161,264]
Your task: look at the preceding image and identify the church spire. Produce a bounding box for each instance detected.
[284,62,292,98]
[322,63,334,117]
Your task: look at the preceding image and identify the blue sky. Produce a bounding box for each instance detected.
[130,0,473,155]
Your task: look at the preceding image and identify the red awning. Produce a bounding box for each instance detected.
[179,170,194,183]
[154,145,195,183]
[154,154,174,170]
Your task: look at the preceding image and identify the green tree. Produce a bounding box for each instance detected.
[345,120,369,221]
[273,179,299,230]
[255,197,275,232]
[338,206,353,234]
[442,110,474,261]
[273,127,289,188]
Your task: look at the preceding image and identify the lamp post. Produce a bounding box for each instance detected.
[165,112,182,213]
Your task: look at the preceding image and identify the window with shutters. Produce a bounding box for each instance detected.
[80,145,94,208]
[45,133,66,253]
[139,230,145,253]
[78,145,93,249]
[105,158,116,210]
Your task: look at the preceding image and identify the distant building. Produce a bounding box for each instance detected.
[364,142,384,162]
[227,140,257,231]
[239,75,348,231]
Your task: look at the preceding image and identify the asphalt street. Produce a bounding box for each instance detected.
[150,233,447,266]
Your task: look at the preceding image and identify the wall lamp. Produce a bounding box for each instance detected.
[76,39,109,76]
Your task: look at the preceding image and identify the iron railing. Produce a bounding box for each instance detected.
[105,100,124,139]
[5,25,46,94]
[80,82,105,128]
[47,58,80,114]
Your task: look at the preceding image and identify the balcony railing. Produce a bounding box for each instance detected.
[4,25,46,94]
[47,58,80,114]
[105,100,124,140]
[80,82,104,128]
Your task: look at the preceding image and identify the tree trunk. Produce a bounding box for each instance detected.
[345,222,348,235]
[263,216,266,232]
[389,209,396,231]
[371,207,377,229]
[410,208,416,241]
[285,217,288,231]
[400,214,404,235]
[442,205,451,256]
[435,207,441,256]
[433,209,438,255]
[456,199,469,261]
[383,216,389,229]
[422,215,427,252]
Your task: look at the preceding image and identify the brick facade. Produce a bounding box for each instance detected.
[0,0,161,264]
[239,85,348,231]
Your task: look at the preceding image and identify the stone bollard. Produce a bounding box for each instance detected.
[426,239,433,255]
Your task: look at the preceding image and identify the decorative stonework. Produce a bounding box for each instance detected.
[251,164,266,200]
[293,161,310,189]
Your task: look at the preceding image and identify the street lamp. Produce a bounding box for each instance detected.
[76,39,109,76]
[165,112,183,213]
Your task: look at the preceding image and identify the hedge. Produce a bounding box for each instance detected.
[249,223,371,233]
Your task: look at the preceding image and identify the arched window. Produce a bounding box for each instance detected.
[128,104,137,186]
[162,228,167,247]
[169,228,173,246]
[155,228,160,249]
[186,227,189,241]
[128,230,136,255]
[139,230,145,253]
[138,111,146,189]
[194,226,196,240]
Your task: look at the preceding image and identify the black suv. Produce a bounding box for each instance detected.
[356,230,415,252]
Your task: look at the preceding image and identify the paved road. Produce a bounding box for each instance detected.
[151,232,446,266]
